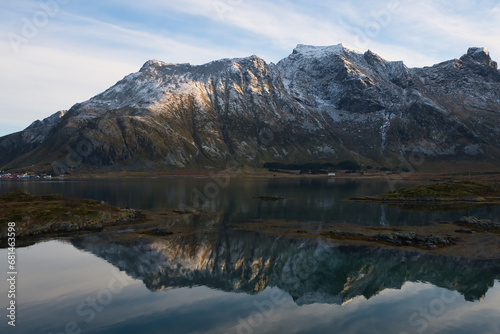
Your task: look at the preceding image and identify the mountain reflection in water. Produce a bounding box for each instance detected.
[70,232,500,304]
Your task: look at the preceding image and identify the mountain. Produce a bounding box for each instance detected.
[1,44,499,173]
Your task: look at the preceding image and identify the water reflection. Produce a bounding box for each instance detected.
[70,232,500,304]
[2,235,500,334]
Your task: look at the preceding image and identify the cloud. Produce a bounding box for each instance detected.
[115,0,500,66]
[0,9,259,134]
[133,0,356,56]
[378,0,500,63]
[0,39,137,122]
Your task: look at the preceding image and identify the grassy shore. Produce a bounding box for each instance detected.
[0,191,144,239]
[350,181,500,209]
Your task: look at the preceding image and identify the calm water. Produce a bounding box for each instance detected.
[1,177,500,333]
[1,177,499,226]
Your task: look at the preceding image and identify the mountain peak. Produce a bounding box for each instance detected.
[461,47,497,70]
[364,50,386,65]
[292,43,360,58]
[228,54,264,64]
[140,59,190,72]
[140,59,166,70]
[467,47,490,57]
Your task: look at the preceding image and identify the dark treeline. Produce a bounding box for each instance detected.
[263,161,362,173]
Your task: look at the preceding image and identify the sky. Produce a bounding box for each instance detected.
[0,0,499,137]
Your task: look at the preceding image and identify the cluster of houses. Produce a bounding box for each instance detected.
[0,171,53,180]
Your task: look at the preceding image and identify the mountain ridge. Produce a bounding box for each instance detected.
[1,44,499,173]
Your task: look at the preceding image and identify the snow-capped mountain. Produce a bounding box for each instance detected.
[1,44,499,172]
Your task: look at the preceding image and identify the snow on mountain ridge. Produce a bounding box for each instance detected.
[84,45,400,114]
[21,110,68,144]
[79,54,272,114]
[293,43,361,58]
[2,44,499,172]
[28,44,500,119]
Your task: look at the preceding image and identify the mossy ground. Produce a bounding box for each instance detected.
[350,181,500,210]
[0,191,121,229]
[382,181,500,200]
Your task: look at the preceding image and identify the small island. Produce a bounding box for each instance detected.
[350,181,500,209]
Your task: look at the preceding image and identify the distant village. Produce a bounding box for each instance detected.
[0,171,55,180]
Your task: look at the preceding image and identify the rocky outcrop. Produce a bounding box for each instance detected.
[457,216,500,231]
[373,232,456,248]
[1,45,499,172]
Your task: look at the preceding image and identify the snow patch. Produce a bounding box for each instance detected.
[293,44,361,58]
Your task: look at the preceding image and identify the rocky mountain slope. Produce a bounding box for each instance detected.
[1,45,499,173]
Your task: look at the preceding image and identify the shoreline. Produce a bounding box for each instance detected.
[56,171,500,182]
[1,168,500,182]
[3,206,499,261]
